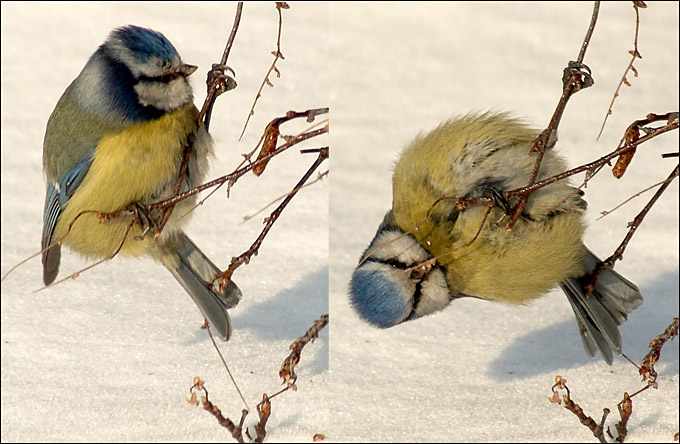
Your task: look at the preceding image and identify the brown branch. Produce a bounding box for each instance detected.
[191,314,328,443]
[252,108,330,176]
[612,112,678,179]
[280,314,329,388]
[154,4,243,239]
[34,207,138,291]
[597,1,646,140]
[189,377,248,443]
[550,376,608,443]
[201,2,244,130]
[239,2,290,141]
[584,163,678,296]
[148,111,329,214]
[639,317,679,384]
[613,393,633,443]
[506,1,599,231]
[212,146,329,292]
[249,393,271,443]
[551,318,680,442]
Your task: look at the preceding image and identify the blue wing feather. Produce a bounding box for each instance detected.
[41,148,95,285]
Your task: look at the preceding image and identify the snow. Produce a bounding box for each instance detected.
[2,2,678,443]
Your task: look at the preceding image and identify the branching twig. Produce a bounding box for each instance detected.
[639,317,679,385]
[148,111,328,215]
[189,377,248,443]
[550,376,608,442]
[280,314,329,388]
[239,2,290,141]
[584,163,678,296]
[551,318,679,442]
[506,1,599,231]
[154,3,242,239]
[35,207,139,290]
[251,108,330,176]
[597,1,647,140]
[190,315,329,443]
[212,145,329,292]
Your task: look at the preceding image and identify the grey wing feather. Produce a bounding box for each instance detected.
[42,183,62,285]
[164,232,242,340]
[560,247,643,365]
[41,148,95,285]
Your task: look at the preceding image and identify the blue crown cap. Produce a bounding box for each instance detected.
[110,25,180,63]
[349,265,412,328]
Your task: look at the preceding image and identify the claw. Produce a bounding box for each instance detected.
[127,202,159,241]
[207,64,237,94]
[562,60,594,93]
[482,187,512,215]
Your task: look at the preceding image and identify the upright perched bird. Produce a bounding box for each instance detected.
[41,25,241,340]
[349,112,643,364]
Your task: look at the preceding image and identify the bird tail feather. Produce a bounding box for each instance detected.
[164,231,242,340]
[560,247,643,365]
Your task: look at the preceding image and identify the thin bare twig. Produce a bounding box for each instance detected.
[240,169,328,224]
[597,1,647,140]
[551,318,680,442]
[34,215,136,292]
[639,317,679,384]
[584,163,678,296]
[212,146,329,292]
[191,314,329,443]
[596,175,674,220]
[506,1,599,231]
[206,324,251,412]
[239,2,290,141]
[147,113,328,214]
[154,3,243,239]
[201,2,244,130]
[280,314,329,388]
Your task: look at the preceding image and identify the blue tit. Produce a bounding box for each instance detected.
[349,112,643,364]
[41,25,241,340]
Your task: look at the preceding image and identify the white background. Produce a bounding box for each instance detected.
[2,1,678,443]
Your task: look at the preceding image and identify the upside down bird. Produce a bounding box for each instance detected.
[41,25,241,339]
[349,112,643,364]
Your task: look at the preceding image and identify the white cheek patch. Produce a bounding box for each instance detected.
[411,267,450,318]
[134,77,193,111]
[369,229,432,266]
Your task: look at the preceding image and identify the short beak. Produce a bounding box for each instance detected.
[181,64,198,77]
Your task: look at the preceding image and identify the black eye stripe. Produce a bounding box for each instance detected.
[362,257,410,270]
[138,72,179,83]
[362,257,442,284]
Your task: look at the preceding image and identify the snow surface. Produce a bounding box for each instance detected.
[1,1,678,443]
